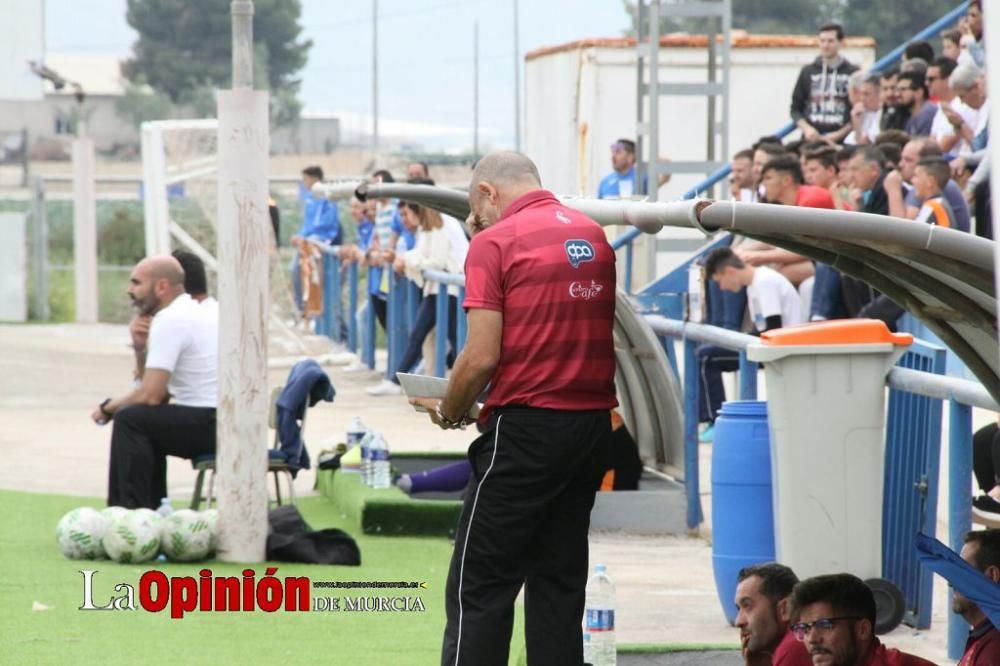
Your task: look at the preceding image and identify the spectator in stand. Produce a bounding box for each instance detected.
[912,158,959,228]
[960,0,986,68]
[290,166,342,325]
[904,40,935,67]
[835,146,856,206]
[790,574,935,666]
[598,139,640,198]
[952,530,1000,664]
[879,68,909,131]
[341,197,383,373]
[734,564,812,666]
[941,29,963,63]
[927,57,974,153]
[407,161,430,180]
[845,73,882,145]
[367,188,469,397]
[740,156,826,287]
[874,129,910,167]
[900,58,929,76]
[849,145,891,215]
[804,146,853,211]
[697,247,802,439]
[752,141,790,202]
[899,72,938,137]
[729,149,755,201]
[790,21,858,144]
[973,421,1000,520]
[885,138,971,231]
[947,61,991,237]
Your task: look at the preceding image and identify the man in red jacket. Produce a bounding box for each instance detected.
[954,530,1000,665]
[790,574,935,665]
[735,563,812,665]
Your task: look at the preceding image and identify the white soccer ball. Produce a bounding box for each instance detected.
[102,509,162,564]
[160,509,214,562]
[56,507,109,560]
[201,509,219,550]
[101,506,129,523]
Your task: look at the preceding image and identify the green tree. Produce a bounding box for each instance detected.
[114,75,173,128]
[123,0,311,125]
[841,0,960,57]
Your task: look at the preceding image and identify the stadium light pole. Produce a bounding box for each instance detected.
[473,21,479,159]
[372,0,379,157]
[513,0,520,151]
[215,0,271,563]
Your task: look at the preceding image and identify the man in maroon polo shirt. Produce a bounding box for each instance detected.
[955,530,1000,665]
[735,563,812,666]
[413,151,617,665]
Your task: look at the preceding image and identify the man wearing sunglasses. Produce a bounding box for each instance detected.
[790,574,934,665]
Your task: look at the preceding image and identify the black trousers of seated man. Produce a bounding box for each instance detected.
[441,406,611,666]
[107,404,216,509]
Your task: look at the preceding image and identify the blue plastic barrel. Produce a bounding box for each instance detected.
[711,400,775,625]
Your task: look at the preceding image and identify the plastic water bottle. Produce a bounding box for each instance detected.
[369,433,391,489]
[583,564,616,666]
[360,431,374,485]
[347,416,367,447]
[156,498,173,518]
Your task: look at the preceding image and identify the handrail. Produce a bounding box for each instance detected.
[421,268,466,287]
[610,2,970,252]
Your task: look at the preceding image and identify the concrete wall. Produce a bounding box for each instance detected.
[0,213,27,322]
[525,40,876,201]
[0,95,138,156]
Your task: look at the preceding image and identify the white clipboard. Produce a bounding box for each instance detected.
[396,373,481,418]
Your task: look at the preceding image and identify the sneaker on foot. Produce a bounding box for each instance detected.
[698,423,715,444]
[973,495,1000,524]
[366,379,403,396]
[342,361,371,374]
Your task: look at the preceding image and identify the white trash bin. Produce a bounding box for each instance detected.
[746,319,912,582]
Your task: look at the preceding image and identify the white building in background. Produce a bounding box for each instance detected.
[0,53,134,158]
[524,32,877,200]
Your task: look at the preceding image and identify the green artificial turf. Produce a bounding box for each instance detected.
[317,469,463,538]
[1,489,526,665]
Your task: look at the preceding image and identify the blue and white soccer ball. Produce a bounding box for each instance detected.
[56,507,109,560]
[102,509,162,564]
[160,509,214,562]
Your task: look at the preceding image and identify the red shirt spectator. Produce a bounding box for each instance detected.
[772,629,813,665]
[860,639,936,665]
[463,189,618,422]
[961,620,1000,665]
[795,184,836,209]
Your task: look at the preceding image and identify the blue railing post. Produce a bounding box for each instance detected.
[406,280,421,334]
[385,273,400,380]
[683,338,704,528]
[624,241,634,294]
[347,262,358,352]
[391,274,409,376]
[948,399,973,661]
[434,282,449,378]
[456,286,467,353]
[364,290,376,369]
[738,352,757,400]
[318,252,335,338]
[330,252,343,343]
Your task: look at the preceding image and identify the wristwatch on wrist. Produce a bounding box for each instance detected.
[436,402,466,430]
[99,398,113,419]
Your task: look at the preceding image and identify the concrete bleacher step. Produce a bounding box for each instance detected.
[590,470,688,535]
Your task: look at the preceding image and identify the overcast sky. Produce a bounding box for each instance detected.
[44,0,631,150]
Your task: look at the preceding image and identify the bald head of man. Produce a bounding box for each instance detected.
[467,151,542,234]
[128,255,186,315]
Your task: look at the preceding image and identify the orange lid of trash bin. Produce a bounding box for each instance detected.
[760,319,913,346]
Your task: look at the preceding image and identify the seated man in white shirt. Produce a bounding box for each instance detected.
[696,247,803,441]
[92,255,218,509]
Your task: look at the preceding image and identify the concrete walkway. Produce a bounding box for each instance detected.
[0,323,966,663]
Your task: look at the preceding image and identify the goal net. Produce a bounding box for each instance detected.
[139,118,337,364]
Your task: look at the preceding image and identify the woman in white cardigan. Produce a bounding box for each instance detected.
[368,199,469,394]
